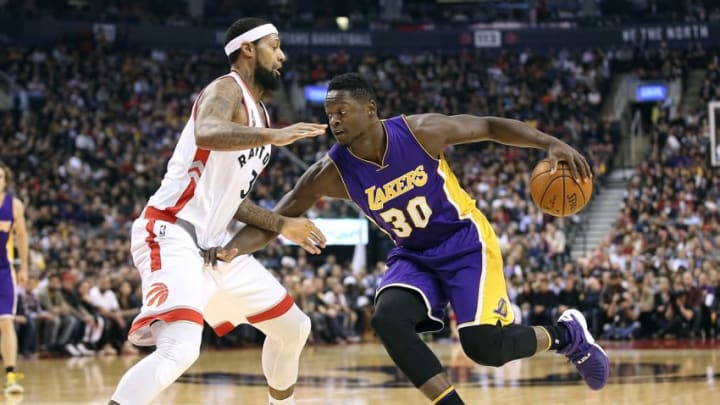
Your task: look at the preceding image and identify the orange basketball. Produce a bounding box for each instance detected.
[530,159,592,217]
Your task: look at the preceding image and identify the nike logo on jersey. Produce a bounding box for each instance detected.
[365,165,428,210]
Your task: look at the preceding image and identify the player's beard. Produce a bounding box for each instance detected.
[255,61,280,91]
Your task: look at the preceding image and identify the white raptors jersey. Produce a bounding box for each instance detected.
[145,72,271,248]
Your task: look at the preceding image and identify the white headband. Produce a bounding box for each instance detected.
[224,23,279,56]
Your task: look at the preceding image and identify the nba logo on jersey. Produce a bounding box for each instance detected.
[158,224,167,238]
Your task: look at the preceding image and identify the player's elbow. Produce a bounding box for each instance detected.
[194,125,214,148]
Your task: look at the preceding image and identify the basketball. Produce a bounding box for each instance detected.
[530,159,592,217]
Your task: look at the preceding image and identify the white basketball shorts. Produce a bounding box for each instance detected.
[128,214,291,346]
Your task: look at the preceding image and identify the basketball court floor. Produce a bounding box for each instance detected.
[6,340,718,404]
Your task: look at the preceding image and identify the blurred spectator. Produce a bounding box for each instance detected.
[529,276,557,325]
[0,27,717,358]
[602,290,640,340]
[557,276,581,314]
[36,273,80,355]
[89,276,129,355]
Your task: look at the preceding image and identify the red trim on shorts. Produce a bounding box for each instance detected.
[144,219,162,271]
[247,294,294,324]
[129,308,204,337]
[213,321,236,337]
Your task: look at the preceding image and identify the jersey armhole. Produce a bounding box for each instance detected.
[326,155,354,201]
[399,114,440,162]
[191,74,237,123]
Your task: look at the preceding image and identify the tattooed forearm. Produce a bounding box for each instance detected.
[194,78,271,150]
[234,199,286,233]
[196,121,269,150]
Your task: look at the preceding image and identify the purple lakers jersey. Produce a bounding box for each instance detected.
[328,115,490,250]
[0,194,13,269]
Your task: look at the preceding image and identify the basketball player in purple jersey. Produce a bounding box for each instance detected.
[211,73,609,403]
[0,162,28,394]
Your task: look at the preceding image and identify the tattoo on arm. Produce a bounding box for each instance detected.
[234,199,285,233]
[194,78,269,150]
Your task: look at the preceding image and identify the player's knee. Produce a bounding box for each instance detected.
[262,306,311,350]
[459,326,508,368]
[282,310,311,349]
[370,310,394,337]
[156,337,200,384]
[298,312,311,343]
[371,309,413,341]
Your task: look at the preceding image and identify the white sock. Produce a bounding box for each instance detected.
[269,393,295,405]
[111,321,202,405]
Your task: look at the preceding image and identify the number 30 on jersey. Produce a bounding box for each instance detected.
[378,196,432,238]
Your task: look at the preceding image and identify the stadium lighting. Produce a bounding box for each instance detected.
[336,16,350,31]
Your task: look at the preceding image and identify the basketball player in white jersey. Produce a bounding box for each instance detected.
[110,18,328,405]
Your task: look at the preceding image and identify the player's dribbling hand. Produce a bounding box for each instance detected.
[270,123,327,146]
[547,140,593,181]
[280,217,327,255]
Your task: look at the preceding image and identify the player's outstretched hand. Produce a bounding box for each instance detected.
[547,140,593,181]
[270,123,327,146]
[280,217,327,255]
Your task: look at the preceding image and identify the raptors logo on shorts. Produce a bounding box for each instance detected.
[146,282,169,307]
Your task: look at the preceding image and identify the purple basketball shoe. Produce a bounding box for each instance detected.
[557,309,610,390]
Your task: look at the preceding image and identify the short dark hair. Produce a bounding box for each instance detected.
[224,17,270,66]
[327,73,377,101]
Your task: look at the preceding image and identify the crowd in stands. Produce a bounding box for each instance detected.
[0,30,718,357]
[569,93,720,340]
[3,1,720,31]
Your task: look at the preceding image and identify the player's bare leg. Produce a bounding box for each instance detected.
[0,317,22,394]
[419,373,462,404]
[533,325,552,351]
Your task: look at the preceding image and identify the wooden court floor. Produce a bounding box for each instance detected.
[5,341,719,404]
